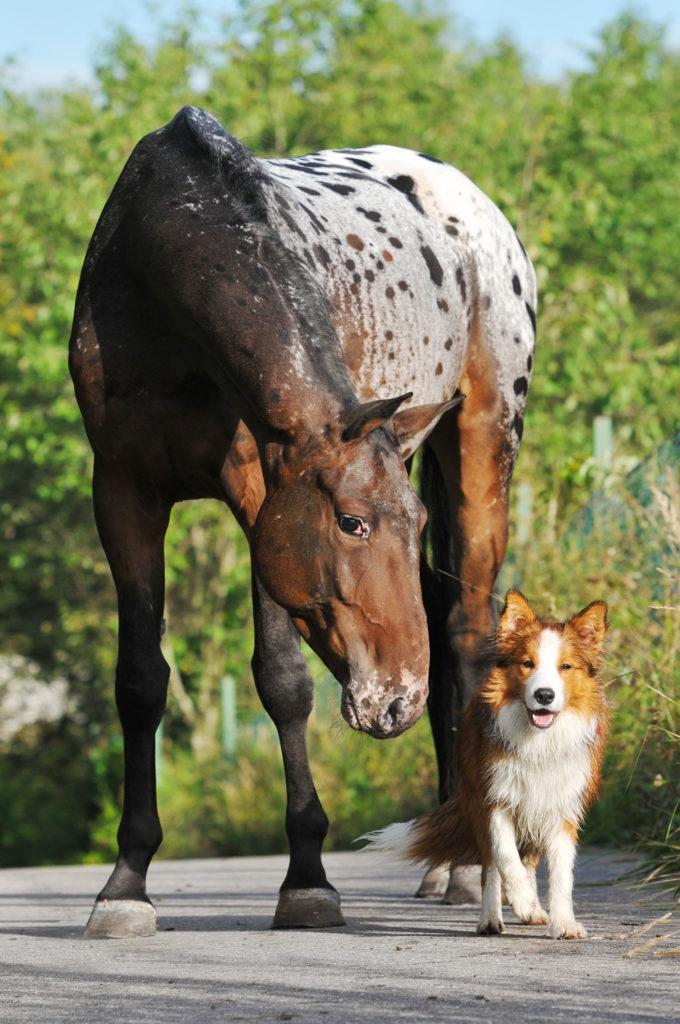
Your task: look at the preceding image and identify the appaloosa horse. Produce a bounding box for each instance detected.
[69,107,535,936]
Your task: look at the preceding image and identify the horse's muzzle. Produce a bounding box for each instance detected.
[341,674,427,738]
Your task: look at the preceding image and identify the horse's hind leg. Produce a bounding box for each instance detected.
[427,392,519,790]
[415,556,480,901]
[421,348,526,903]
[84,459,171,938]
[251,575,345,928]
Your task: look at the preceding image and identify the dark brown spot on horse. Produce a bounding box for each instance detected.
[420,245,444,287]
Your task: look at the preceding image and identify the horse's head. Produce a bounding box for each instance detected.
[252,393,462,738]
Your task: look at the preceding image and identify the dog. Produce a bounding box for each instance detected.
[362,590,609,938]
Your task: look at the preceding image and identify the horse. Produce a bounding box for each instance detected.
[68,106,535,937]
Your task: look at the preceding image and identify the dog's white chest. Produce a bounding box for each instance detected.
[487,709,596,845]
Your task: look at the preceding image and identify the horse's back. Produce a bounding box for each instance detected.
[263,144,536,441]
[70,109,535,481]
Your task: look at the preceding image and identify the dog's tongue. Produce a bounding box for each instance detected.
[532,711,556,729]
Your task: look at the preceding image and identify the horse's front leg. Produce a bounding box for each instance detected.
[251,574,345,928]
[84,459,171,938]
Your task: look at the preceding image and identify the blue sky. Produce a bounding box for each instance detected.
[3,0,679,89]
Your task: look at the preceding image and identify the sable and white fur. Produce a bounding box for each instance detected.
[363,591,609,938]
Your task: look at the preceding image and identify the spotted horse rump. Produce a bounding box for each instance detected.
[67,106,535,936]
[264,143,535,457]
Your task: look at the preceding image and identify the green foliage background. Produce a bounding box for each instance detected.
[1,2,678,873]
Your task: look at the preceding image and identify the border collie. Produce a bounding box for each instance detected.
[362,590,608,938]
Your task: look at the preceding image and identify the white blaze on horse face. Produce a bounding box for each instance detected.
[526,629,565,712]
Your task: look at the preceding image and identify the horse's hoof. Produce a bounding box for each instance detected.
[84,898,157,938]
[442,865,482,905]
[414,863,449,898]
[272,887,346,929]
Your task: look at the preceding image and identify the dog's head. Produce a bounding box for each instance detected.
[486,590,608,732]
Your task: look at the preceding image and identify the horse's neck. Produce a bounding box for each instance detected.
[215,312,351,447]
[226,232,356,442]
[130,214,353,444]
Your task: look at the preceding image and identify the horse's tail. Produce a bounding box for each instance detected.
[418,442,456,609]
[359,797,477,870]
[417,441,463,802]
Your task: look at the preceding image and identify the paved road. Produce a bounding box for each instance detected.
[0,849,678,1023]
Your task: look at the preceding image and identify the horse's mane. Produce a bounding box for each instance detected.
[175,105,270,222]
[174,106,353,404]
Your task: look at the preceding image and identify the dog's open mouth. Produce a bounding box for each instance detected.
[529,709,557,729]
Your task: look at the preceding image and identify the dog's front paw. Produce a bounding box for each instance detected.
[477,915,505,936]
[507,883,542,924]
[550,918,587,939]
[527,904,549,926]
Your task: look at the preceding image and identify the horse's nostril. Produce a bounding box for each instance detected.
[387,697,405,726]
[534,688,555,706]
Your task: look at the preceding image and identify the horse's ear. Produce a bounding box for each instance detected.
[341,393,413,443]
[391,393,465,458]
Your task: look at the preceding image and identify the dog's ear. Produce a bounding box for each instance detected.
[499,590,536,636]
[569,601,608,657]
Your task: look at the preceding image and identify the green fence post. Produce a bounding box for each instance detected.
[516,481,533,546]
[593,416,613,469]
[221,675,237,759]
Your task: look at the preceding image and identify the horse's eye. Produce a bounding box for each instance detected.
[338,515,370,538]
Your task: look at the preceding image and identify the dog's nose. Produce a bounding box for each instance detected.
[534,688,555,706]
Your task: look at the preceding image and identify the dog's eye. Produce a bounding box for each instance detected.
[521,659,534,670]
[560,663,571,672]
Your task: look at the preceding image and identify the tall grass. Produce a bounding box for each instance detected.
[624,475,680,897]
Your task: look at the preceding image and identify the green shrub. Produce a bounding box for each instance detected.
[0,722,95,866]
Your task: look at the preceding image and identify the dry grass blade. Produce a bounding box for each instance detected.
[622,929,680,958]
[607,911,673,941]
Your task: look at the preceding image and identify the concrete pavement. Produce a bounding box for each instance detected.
[0,849,678,1023]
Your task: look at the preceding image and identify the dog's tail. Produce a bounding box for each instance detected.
[359,798,477,869]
